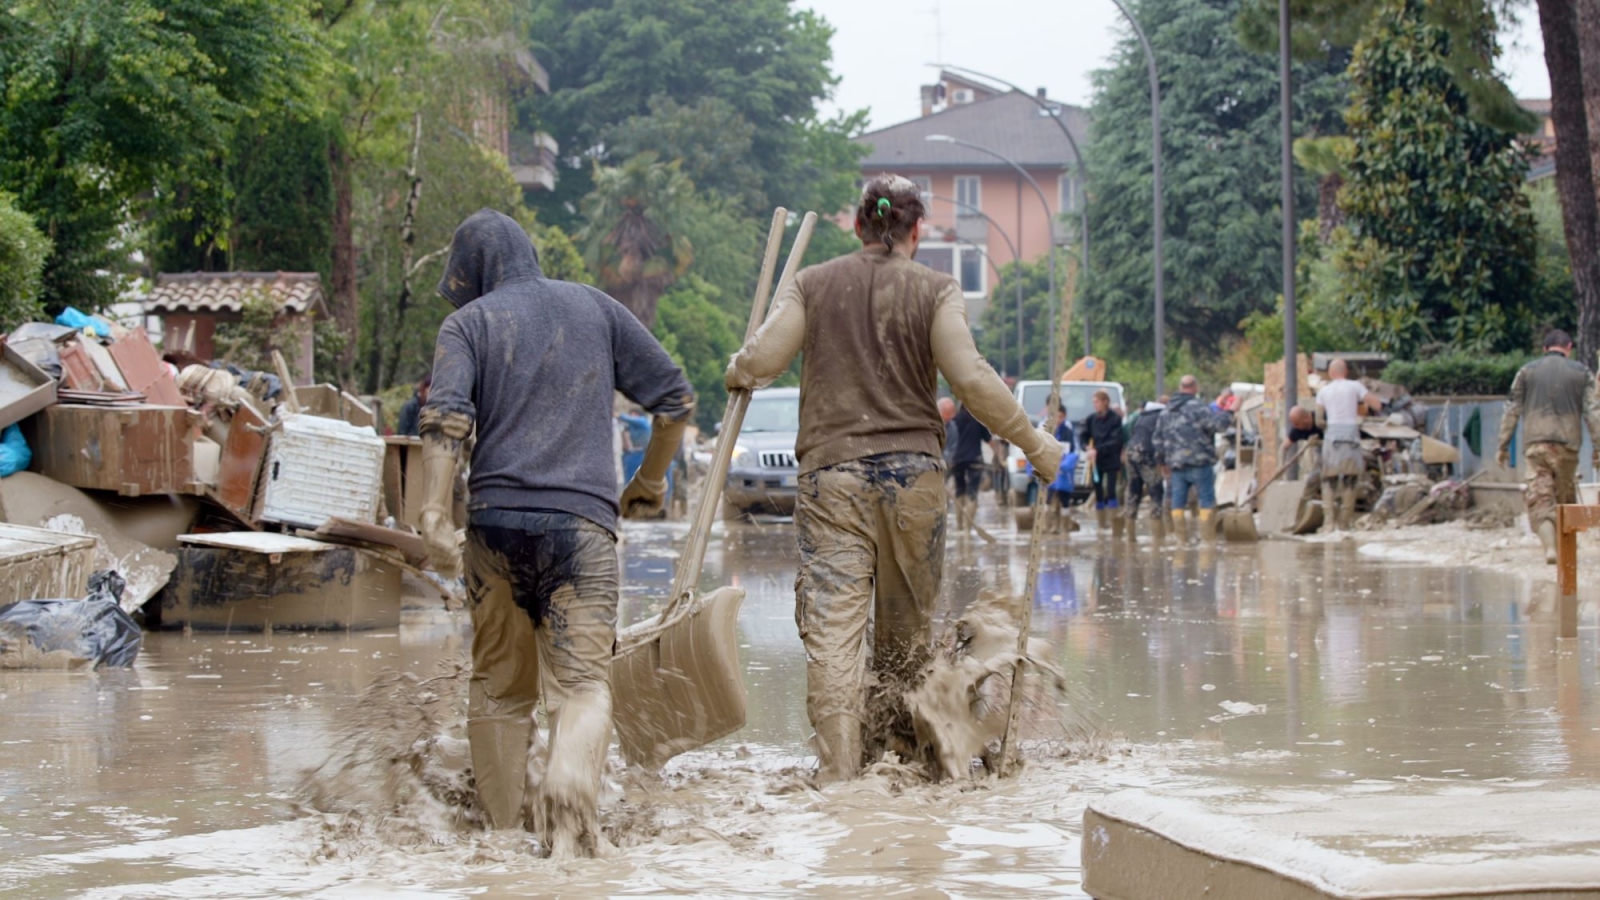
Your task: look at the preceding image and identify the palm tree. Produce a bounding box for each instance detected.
[578,152,695,328]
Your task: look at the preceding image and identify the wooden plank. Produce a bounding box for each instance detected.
[106,326,185,406]
[213,404,269,524]
[1558,503,1600,534]
[57,340,103,392]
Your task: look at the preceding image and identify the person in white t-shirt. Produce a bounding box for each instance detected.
[1315,359,1379,532]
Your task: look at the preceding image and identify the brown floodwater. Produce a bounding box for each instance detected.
[3,510,1598,897]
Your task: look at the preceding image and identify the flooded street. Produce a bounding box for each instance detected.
[4,508,1599,897]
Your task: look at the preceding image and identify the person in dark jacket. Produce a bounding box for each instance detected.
[395,375,431,436]
[1077,389,1125,536]
[1154,375,1231,542]
[949,403,993,535]
[1122,398,1167,541]
[419,209,694,855]
[1496,329,1600,562]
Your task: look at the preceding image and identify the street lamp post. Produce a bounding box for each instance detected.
[927,134,1060,381]
[932,64,1092,359]
[930,193,1025,376]
[1279,0,1298,438]
[1106,0,1166,397]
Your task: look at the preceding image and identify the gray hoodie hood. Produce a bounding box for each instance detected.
[437,208,543,308]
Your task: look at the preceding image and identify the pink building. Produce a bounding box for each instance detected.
[854,72,1087,325]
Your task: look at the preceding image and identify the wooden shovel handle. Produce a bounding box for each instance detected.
[664,210,816,619]
[1238,440,1314,510]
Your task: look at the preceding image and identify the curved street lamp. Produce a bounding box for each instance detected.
[926,134,1060,381]
[928,193,1026,376]
[1105,0,1167,397]
[931,63,1092,358]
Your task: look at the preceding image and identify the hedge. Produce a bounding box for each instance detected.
[1383,351,1534,397]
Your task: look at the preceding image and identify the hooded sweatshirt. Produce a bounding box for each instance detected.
[422,209,693,533]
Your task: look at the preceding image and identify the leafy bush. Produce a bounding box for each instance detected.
[0,192,51,330]
[1382,351,1533,396]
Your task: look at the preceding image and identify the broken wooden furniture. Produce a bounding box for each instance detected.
[160,532,400,631]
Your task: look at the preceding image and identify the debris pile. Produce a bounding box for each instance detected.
[0,307,454,642]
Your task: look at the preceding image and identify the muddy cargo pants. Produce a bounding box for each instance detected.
[794,452,946,782]
[463,510,618,851]
[1524,441,1579,534]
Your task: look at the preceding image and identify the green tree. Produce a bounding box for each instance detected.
[1082,0,1350,357]
[523,0,864,227]
[0,0,326,311]
[1333,0,1536,355]
[978,253,1087,381]
[577,153,698,328]
[1236,0,1533,133]
[0,192,50,330]
[652,275,743,432]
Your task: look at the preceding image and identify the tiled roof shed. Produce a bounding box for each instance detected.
[145,272,328,317]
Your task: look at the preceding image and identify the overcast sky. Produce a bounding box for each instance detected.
[802,0,1552,130]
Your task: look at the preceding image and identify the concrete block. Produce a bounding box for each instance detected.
[1084,785,1600,899]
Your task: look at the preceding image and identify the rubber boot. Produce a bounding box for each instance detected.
[1171,509,1189,545]
[468,714,534,831]
[1320,483,1340,534]
[1340,487,1359,531]
[1152,510,1167,544]
[1539,520,1558,565]
[1113,509,1127,540]
[1198,508,1216,541]
[1096,506,1110,533]
[814,714,864,784]
[540,687,614,859]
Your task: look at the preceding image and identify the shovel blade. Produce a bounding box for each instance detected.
[1221,509,1258,542]
[611,586,747,771]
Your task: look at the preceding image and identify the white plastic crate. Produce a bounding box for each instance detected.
[259,414,386,529]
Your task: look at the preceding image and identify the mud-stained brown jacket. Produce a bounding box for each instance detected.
[728,247,1044,475]
[1497,352,1600,455]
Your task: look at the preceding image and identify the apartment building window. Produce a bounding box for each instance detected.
[911,176,932,208]
[915,242,986,298]
[955,175,981,214]
[1059,171,1082,214]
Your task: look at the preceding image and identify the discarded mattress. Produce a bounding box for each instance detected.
[0,571,141,669]
[1083,784,1600,899]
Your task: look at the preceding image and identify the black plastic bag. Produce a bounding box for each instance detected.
[0,570,141,668]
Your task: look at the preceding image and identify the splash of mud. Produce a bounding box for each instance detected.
[296,657,487,856]
[907,590,1098,781]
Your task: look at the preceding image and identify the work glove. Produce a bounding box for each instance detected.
[420,432,463,578]
[725,355,758,392]
[1495,449,1510,470]
[620,474,669,519]
[1025,429,1066,482]
[621,410,690,519]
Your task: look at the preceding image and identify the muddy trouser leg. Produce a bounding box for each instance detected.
[529,522,619,859]
[464,527,543,831]
[1524,442,1578,535]
[795,464,880,782]
[1321,480,1339,533]
[871,463,946,762]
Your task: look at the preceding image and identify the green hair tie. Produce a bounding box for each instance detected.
[875,197,891,218]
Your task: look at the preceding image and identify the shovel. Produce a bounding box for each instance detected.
[1220,442,1313,542]
[611,208,817,771]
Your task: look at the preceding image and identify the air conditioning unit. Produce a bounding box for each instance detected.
[952,88,974,104]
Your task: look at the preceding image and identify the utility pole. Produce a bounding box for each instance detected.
[1280,0,1298,438]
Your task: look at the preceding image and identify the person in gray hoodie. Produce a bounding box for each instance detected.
[419,209,694,855]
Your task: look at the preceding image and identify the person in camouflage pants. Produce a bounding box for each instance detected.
[1496,329,1600,564]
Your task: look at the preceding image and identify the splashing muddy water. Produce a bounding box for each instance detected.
[3,510,1600,896]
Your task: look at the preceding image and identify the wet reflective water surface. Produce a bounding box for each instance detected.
[4,510,1598,897]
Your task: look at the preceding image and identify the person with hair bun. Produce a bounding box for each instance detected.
[726,174,1065,782]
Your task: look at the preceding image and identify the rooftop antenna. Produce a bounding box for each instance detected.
[929,1,944,65]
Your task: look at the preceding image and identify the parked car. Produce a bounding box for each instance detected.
[1004,380,1127,507]
[722,386,800,520]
